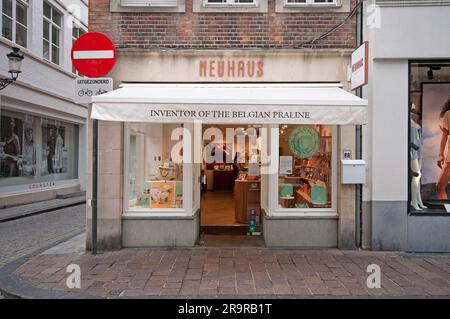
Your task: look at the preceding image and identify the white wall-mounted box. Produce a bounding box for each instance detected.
[341,159,366,184]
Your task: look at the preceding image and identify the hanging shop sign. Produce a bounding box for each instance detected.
[74,77,113,104]
[351,41,369,90]
[71,32,117,78]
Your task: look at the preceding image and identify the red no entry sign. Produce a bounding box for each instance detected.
[71,32,116,78]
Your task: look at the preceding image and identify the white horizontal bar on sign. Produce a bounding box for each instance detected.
[73,50,114,59]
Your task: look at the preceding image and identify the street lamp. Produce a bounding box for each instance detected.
[0,47,24,90]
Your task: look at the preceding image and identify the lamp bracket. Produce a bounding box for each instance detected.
[0,78,13,91]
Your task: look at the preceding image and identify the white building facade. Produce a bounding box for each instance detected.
[362,0,450,252]
[0,0,88,207]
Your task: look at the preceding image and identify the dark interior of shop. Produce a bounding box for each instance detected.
[200,125,263,244]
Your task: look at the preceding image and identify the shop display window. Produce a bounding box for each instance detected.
[127,123,184,210]
[278,125,332,209]
[0,109,79,189]
[409,61,450,213]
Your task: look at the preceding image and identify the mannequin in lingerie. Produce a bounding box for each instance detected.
[410,105,427,210]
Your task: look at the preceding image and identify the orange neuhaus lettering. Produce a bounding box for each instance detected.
[247,61,255,77]
[227,61,235,77]
[209,61,216,77]
[217,60,225,77]
[199,60,207,77]
[257,61,264,77]
[238,61,245,77]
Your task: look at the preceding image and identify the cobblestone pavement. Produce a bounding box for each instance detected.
[14,248,450,298]
[0,204,85,268]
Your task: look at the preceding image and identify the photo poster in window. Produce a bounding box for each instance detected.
[420,83,450,200]
[279,156,293,175]
[22,121,37,177]
[149,180,176,208]
[0,115,23,177]
[41,124,67,175]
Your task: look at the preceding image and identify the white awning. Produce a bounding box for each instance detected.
[91,83,368,125]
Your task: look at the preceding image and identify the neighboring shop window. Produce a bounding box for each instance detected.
[278,125,333,209]
[43,1,62,65]
[72,23,86,74]
[1,0,28,47]
[0,109,79,189]
[127,123,184,210]
[409,61,450,213]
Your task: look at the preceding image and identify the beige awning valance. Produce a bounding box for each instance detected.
[91,83,368,125]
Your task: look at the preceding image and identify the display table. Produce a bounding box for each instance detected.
[234,179,260,223]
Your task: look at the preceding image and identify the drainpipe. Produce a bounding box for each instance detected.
[92,118,98,255]
[355,0,364,248]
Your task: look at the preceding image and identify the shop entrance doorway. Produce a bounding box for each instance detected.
[199,124,264,246]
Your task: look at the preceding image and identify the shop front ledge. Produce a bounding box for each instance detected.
[263,211,338,220]
[122,211,198,220]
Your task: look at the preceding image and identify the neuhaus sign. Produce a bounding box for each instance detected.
[199,59,264,79]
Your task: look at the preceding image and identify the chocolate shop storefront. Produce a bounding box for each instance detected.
[86,50,367,250]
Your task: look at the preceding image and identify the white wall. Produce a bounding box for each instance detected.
[366,60,409,201]
[363,1,450,202]
[0,0,89,112]
[0,0,89,195]
[372,5,450,59]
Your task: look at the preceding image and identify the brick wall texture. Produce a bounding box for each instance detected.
[89,0,357,50]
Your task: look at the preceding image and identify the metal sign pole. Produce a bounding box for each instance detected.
[92,117,98,255]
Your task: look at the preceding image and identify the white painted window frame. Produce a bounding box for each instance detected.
[43,1,62,65]
[203,0,258,7]
[267,124,338,217]
[284,0,340,7]
[0,0,29,48]
[71,21,87,75]
[123,122,193,216]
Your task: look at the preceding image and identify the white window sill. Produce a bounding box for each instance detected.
[267,210,338,219]
[194,0,267,12]
[111,0,186,12]
[203,3,258,7]
[123,210,196,219]
[284,4,341,8]
[276,0,350,13]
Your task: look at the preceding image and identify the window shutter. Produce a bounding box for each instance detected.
[121,0,178,7]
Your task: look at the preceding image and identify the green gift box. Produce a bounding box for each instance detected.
[280,183,294,197]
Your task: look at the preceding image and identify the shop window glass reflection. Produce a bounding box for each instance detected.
[409,61,450,213]
[128,123,184,210]
[278,125,332,209]
[0,110,79,188]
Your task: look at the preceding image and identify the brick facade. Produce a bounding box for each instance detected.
[89,0,357,50]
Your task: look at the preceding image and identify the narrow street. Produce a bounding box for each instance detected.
[0,204,85,268]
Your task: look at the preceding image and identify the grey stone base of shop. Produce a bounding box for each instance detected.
[121,210,200,247]
[368,200,450,253]
[263,213,338,248]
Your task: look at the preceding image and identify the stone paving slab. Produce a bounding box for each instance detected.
[0,196,86,223]
[6,247,450,298]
